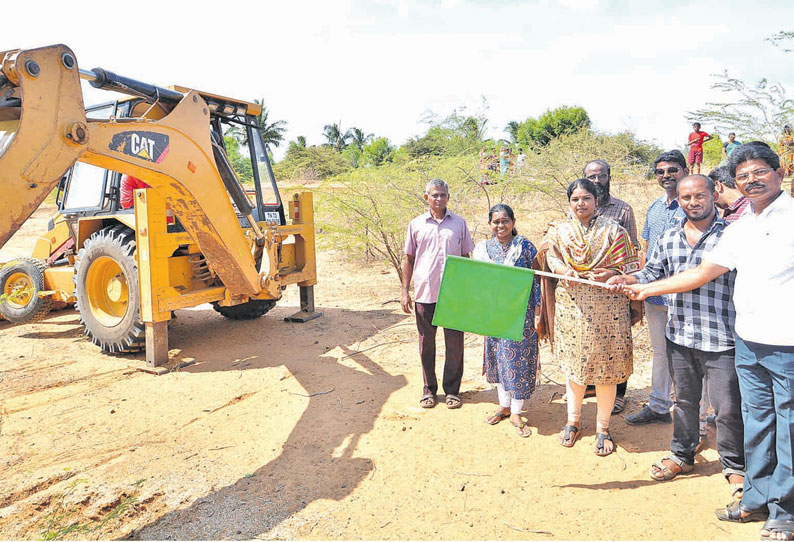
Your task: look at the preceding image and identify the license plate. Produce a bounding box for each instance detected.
[263,211,281,224]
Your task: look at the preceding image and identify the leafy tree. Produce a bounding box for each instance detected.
[349,128,374,151]
[287,136,307,155]
[687,73,794,143]
[225,99,287,149]
[252,100,287,148]
[404,110,487,158]
[342,144,362,168]
[273,144,351,180]
[688,32,794,142]
[505,121,520,143]
[323,122,351,151]
[515,105,591,148]
[767,30,794,52]
[702,134,724,168]
[223,135,254,185]
[361,137,394,167]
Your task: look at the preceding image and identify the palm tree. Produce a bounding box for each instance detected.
[225,99,287,149]
[348,127,373,151]
[505,120,520,143]
[323,122,351,152]
[253,99,287,148]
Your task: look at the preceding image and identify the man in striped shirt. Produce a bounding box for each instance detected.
[608,174,744,501]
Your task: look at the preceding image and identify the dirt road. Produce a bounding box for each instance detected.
[0,205,760,540]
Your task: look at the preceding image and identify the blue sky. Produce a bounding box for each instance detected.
[6,0,793,159]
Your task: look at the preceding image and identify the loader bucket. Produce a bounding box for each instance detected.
[0,45,87,250]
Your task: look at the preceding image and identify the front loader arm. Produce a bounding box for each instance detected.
[0,45,87,250]
[0,45,262,297]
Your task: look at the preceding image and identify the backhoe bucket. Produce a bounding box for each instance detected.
[0,45,86,250]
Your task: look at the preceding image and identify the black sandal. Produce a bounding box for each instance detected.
[715,500,767,523]
[595,432,615,456]
[559,424,580,448]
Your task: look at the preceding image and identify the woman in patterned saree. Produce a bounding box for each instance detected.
[538,178,641,456]
[473,204,540,438]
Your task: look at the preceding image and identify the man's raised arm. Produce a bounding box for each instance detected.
[617,260,729,301]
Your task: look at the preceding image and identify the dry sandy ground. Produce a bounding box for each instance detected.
[0,205,762,540]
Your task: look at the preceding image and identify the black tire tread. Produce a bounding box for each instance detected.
[74,225,144,353]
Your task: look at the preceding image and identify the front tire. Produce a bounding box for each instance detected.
[0,257,53,323]
[75,225,144,353]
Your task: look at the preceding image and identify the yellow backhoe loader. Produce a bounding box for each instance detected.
[0,44,321,366]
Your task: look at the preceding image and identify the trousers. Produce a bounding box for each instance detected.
[415,302,464,396]
[646,302,673,414]
[666,340,744,475]
[735,336,794,521]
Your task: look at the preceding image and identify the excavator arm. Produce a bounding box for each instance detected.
[0,44,262,296]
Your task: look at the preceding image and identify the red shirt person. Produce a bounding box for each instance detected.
[686,122,712,174]
[119,175,151,209]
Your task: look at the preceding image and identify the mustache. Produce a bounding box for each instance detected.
[746,182,765,190]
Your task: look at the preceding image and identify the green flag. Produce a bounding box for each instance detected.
[432,255,534,341]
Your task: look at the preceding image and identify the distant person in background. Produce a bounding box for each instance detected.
[779,125,794,181]
[516,148,527,171]
[474,204,540,438]
[722,133,742,166]
[625,150,686,427]
[119,174,151,209]
[687,122,713,175]
[402,179,475,410]
[499,145,510,177]
[710,166,751,223]
[577,159,640,414]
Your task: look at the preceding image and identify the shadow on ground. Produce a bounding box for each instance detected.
[126,305,408,539]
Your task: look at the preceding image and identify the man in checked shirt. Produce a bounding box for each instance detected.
[607,174,745,500]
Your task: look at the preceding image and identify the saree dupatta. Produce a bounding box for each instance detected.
[535,216,643,349]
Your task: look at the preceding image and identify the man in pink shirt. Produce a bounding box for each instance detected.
[402,179,475,410]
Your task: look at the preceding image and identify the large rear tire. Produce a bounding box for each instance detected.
[0,257,53,324]
[75,225,144,353]
[212,299,277,320]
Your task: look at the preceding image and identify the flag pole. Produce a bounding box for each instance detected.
[533,269,614,289]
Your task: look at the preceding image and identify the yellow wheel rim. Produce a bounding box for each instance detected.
[85,256,129,327]
[3,272,35,309]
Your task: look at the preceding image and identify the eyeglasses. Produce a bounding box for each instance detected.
[654,166,681,176]
[735,167,774,183]
[585,173,609,182]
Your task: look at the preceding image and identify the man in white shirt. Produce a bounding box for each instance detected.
[615,143,794,541]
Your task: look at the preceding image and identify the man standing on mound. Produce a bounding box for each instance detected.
[687,122,713,175]
[402,179,474,410]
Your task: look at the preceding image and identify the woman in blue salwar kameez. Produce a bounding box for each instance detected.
[473,204,540,438]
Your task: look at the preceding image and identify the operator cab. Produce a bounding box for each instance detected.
[54,93,285,228]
